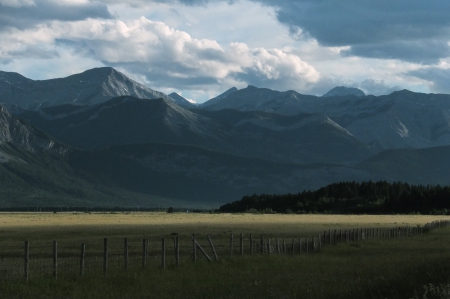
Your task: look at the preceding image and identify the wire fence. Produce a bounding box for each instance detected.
[1,220,448,282]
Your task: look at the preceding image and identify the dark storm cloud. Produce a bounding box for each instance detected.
[407,68,450,94]
[342,40,450,64]
[0,0,112,30]
[268,0,450,63]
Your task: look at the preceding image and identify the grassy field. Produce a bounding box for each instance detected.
[0,213,449,299]
[0,212,444,237]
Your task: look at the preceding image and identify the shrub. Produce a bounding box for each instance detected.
[411,283,450,299]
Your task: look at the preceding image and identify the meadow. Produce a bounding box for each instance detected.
[0,212,449,299]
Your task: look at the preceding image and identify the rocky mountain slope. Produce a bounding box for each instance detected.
[202,86,450,152]
[0,104,67,156]
[168,92,195,108]
[200,87,238,108]
[357,145,450,184]
[0,67,174,110]
[16,96,374,164]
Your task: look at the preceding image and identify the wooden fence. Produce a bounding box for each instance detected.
[1,220,448,282]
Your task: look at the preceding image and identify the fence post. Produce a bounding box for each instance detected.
[80,243,85,277]
[291,239,295,254]
[176,237,180,267]
[162,238,165,269]
[193,234,197,262]
[260,235,264,254]
[124,238,128,271]
[103,238,108,276]
[53,240,57,279]
[299,238,302,254]
[194,241,212,262]
[305,238,309,254]
[229,233,233,257]
[318,234,321,251]
[267,239,271,254]
[276,239,280,254]
[240,233,244,256]
[24,241,29,282]
[142,239,147,268]
[207,235,218,261]
[250,234,253,255]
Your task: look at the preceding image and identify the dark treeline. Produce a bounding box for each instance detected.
[0,207,208,213]
[219,181,450,214]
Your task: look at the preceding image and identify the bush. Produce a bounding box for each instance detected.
[262,207,276,214]
[167,207,174,213]
[411,283,450,299]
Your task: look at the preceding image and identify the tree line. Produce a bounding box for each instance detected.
[219,181,450,214]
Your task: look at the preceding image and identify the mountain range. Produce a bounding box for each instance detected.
[1,67,450,208]
[0,67,193,110]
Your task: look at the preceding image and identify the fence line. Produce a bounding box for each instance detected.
[0,220,448,282]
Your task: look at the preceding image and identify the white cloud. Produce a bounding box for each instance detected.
[0,16,319,101]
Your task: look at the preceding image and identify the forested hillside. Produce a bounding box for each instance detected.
[219,181,450,214]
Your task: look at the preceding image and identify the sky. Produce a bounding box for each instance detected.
[1,0,450,103]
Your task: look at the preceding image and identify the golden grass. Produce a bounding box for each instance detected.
[0,212,446,240]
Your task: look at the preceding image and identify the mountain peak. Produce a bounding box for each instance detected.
[201,86,239,108]
[168,92,194,108]
[322,86,365,97]
[0,67,174,110]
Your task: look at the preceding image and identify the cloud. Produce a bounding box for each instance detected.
[0,15,319,97]
[0,0,35,7]
[49,17,319,91]
[0,0,112,30]
[356,79,401,96]
[343,40,450,64]
[407,67,450,94]
[6,46,59,59]
[271,0,450,63]
[229,43,319,90]
[140,0,450,64]
[303,76,401,97]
